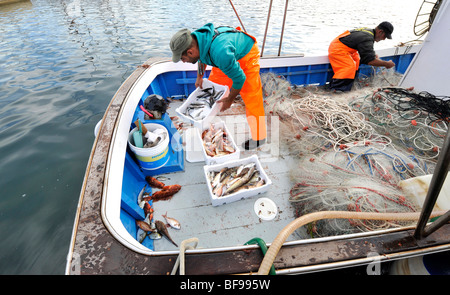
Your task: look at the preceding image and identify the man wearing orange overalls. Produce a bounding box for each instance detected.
[328,21,396,92]
[170,23,266,150]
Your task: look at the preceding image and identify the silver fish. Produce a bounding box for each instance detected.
[137,184,147,209]
[209,163,260,197]
[234,178,265,193]
[183,85,224,121]
[149,232,162,240]
[187,107,209,120]
[162,212,181,229]
[189,102,208,107]
[236,163,255,177]
[213,182,226,196]
[212,167,228,189]
[148,221,161,240]
[137,229,147,243]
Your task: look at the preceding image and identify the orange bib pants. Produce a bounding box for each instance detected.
[328,30,360,79]
[208,40,267,142]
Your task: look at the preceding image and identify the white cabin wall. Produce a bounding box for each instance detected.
[399,0,450,96]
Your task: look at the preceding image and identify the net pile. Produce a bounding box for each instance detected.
[288,144,423,237]
[261,71,442,237]
[350,87,449,161]
[262,72,386,154]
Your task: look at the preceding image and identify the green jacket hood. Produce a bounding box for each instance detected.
[192,23,216,65]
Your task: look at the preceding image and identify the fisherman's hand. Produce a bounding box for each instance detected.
[218,88,240,112]
[385,60,395,69]
[195,76,203,88]
[218,96,234,112]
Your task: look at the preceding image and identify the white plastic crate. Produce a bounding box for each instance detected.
[197,119,240,165]
[203,155,272,206]
[175,79,229,129]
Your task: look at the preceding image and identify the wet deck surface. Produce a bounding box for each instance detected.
[150,101,305,251]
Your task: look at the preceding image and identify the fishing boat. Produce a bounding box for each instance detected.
[66,3,450,275]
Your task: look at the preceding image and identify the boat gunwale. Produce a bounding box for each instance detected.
[272,244,450,275]
[65,59,153,273]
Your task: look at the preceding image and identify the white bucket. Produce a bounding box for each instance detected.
[389,252,450,275]
[128,123,170,170]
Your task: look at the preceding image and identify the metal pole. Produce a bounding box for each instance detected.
[278,0,289,56]
[421,210,450,236]
[261,0,273,57]
[228,0,247,32]
[414,128,450,239]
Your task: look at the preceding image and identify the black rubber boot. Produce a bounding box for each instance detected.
[329,78,355,92]
[242,139,266,150]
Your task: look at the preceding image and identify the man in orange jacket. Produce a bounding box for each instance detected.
[328,21,396,92]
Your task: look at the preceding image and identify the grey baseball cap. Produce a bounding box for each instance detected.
[170,28,192,62]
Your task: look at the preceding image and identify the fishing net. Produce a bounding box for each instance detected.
[262,71,380,155]
[288,144,424,237]
[350,87,449,161]
[261,70,444,237]
[353,66,403,90]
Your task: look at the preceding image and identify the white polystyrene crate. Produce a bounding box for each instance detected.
[197,119,240,165]
[203,155,272,206]
[175,79,229,129]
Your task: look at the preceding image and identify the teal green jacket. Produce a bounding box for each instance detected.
[192,23,255,90]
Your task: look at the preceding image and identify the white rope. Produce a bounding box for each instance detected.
[170,237,199,275]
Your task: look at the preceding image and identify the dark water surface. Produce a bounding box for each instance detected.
[0,0,422,274]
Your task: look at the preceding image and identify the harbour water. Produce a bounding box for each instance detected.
[0,0,424,274]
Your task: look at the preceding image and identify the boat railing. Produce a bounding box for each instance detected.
[414,127,450,239]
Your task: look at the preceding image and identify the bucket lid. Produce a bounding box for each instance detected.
[254,198,277,221]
